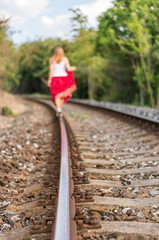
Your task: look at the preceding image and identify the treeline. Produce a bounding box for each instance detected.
[0,19,18,90]
[1,0,159,107]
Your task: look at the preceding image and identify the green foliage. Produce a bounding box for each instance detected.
[96,0,159,106]
[16,38,72,94]
[1,106,15,117]
[69,8,88,34]
[0,18,18,91]
[68,8,108,100]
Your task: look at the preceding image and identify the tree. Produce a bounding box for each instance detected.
[69,8,107,100]
[0,17,18,91]
[16,38,71,93]
[97,0,159,107]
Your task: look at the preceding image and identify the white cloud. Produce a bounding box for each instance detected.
[77,0,113,28]
[40,13,72,39]
[0,0,113,43]
[0,0,49,26]
[40,0,112,40]
[41,16,54,27]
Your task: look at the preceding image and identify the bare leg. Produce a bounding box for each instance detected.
[56,92,64,98]
[60,99,64,108]
[54,98,61,108]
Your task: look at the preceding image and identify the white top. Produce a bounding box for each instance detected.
[52,60,67,77]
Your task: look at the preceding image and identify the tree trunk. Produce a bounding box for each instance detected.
[156,83,159,108]
[88,66,93,100]
[131,58,145,106]
[139,53,155,108]
[140,87,145,106]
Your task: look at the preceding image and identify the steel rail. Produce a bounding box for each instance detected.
[23,97,77,240]
[52,115,70,240]
[46,101,76,240]
[22,95,159,124]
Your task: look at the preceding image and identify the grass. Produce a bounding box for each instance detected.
[68,111,75,117]
[1,106,15,117]
[68,111,89,119]
[77,113,89,119]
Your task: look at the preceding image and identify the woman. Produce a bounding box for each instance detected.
[48,47,77,115]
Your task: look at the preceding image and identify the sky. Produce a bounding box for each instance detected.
[0,0,113,45]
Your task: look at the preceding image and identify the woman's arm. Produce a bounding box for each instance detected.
[48,58,54,86]
[65,57,76,72]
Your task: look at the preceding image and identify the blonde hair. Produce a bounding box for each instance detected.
[50,47,65,64]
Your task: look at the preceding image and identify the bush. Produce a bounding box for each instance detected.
[1,106,15,117]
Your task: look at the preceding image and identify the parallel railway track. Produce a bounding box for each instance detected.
[64,101,159,240]
[0,98,159,240]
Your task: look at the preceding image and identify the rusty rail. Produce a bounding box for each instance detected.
[41,101,77,240]
[23,97,77,240]
[52,116,70,240]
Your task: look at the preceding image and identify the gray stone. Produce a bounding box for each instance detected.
[137,211,144,218]
[150,191,158,197]
[122,208,131,215]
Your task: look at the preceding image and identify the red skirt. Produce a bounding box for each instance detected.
[50,71,77,103]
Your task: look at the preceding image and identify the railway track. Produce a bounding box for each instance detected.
[0,98,159,240]
[63,102,159,240]
[0,101,62,240]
